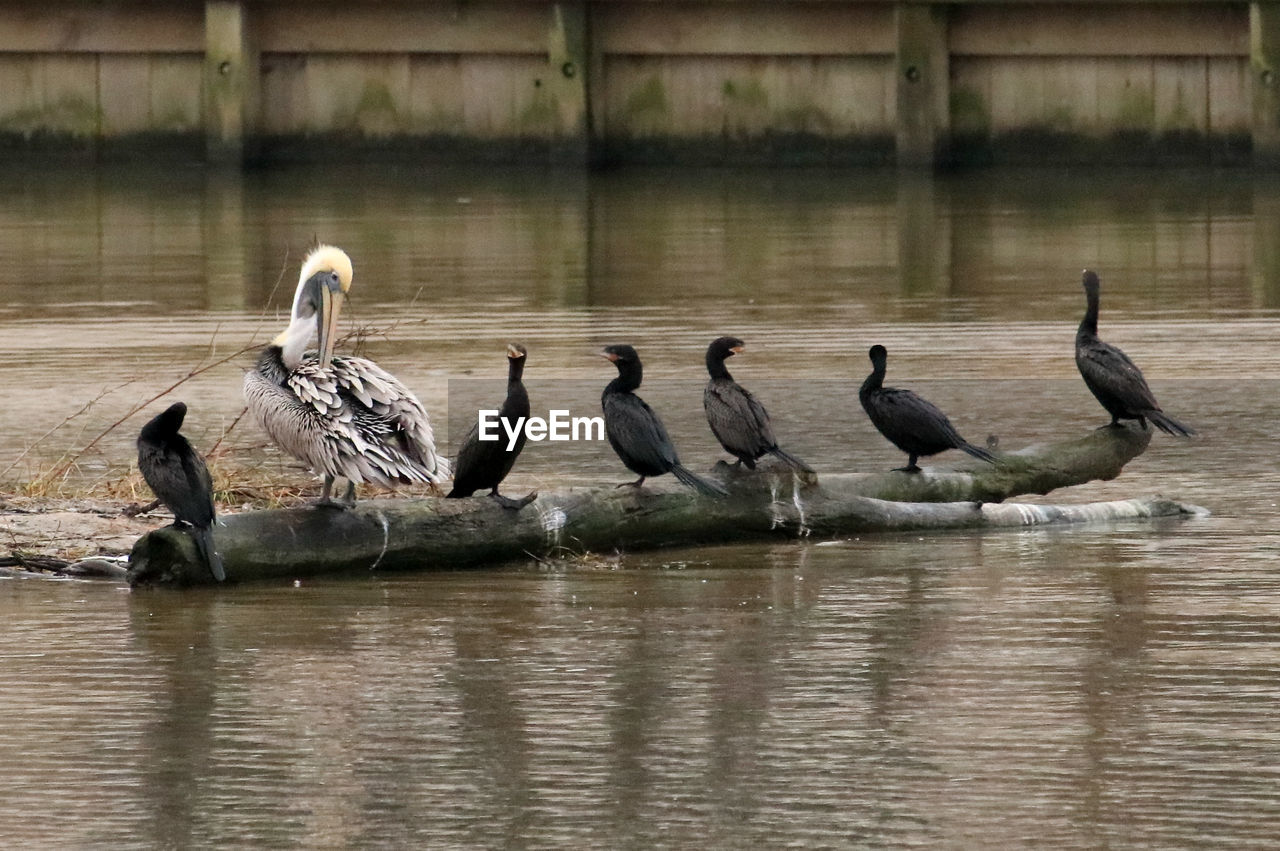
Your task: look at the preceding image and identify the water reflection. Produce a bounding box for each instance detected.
[3,165,1280,844]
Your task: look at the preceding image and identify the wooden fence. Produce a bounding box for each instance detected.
[0,1,1271,166]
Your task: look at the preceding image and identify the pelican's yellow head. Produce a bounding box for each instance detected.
[274,244,354,368]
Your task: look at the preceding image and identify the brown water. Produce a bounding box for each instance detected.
[3,165,1280,846]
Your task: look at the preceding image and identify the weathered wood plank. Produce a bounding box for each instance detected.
[0,4,203,53]
[1154,57,1208,135]
[1209,55,1250,135]
[99,55,151,135]
[406,55,467,135]
[149,55,203,133]
[303,54,410,136]
[24,54,99,138]
[596,3,894,56]
[260,53,307,134]
[951,4,1247,57]
[256,1,547,54]
[602,54,895,139]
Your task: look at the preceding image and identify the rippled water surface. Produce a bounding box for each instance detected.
[3,165,1280,846]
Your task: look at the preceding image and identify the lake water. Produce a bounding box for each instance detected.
[2,164,1280,846]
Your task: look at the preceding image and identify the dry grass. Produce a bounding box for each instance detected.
[0,245,452,526]
[9,455,302,511]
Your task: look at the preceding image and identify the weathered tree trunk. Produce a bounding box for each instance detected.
[128,424,1205,587]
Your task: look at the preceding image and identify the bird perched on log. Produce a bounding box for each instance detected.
[859,344,997,473]
[243,244,448,507]
[601,344,727,496]
[1075,269,1195,436]
[703,336,812,472]
[447,343,537,509]
[136,402,225,582]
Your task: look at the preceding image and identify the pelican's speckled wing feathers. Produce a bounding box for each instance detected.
[245,349,448,488]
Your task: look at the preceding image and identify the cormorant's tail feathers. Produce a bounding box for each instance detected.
[671,464,729,497]
[1147,410,1196,437]
[959,442,999,465]
[193,526,226,582]
[768,446,814,473]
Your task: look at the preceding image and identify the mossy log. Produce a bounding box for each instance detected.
[127,424,1205,587]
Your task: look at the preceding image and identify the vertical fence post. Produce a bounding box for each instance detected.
[1252,2,1280,165]
[895,2,949,168]
[549,2,591,165]
[204,1,258,166]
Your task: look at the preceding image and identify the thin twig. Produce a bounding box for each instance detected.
[207,406,249,458]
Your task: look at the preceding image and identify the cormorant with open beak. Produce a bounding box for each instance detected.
[703,335,812,472]
[447,343,537,509]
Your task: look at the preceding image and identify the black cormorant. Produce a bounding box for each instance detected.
[137,402,225,582]
[859,344,997,473]
[447,343,537,509]
[703,336,812,472]
[1075,270,1195,436]
[601,344,727,496]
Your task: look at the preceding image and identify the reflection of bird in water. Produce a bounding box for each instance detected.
[600,344,727,496]
[703,336,812,472]
[859,344,997,472]
[1075,270,1194,436]
[447,343,537,509]
[243,244,448,507]
[137,402,225,582]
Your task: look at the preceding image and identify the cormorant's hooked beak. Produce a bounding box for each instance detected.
[507,343,526,359]
[317,284,345,368]
[729,344,745,355]
[600,349,619,362]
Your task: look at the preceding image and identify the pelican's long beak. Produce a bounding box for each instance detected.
[318,286,344,368]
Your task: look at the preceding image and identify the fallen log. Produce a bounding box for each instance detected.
[127,424,1206,586]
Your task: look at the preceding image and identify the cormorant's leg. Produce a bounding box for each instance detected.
[894,454,922,473]
[490,489,537,510]
[122,498,162,518]
[616,476,646,489]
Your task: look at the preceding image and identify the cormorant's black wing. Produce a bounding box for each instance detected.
[176,439,217,527]
[868,387,967,449]
[604,392,679,471]
[1075,338,1161,411]
[703,380,776,456]
[449,421,491,496]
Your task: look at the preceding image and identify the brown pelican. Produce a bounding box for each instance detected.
[243,244,448,506]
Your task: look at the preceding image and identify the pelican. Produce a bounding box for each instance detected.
[243,244,449,506]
